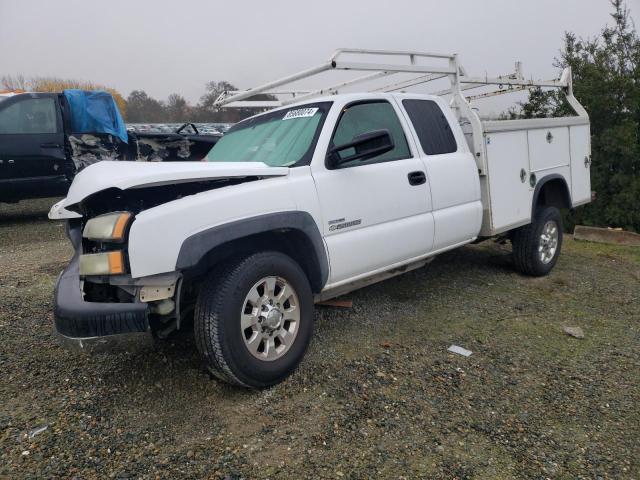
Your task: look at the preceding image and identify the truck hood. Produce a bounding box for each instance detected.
[59,161,289,210]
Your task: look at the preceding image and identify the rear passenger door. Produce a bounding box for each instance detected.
[400,98,482,251]
[312,99,434,286]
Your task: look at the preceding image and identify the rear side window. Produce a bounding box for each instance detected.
[0,97,59,134]
[329,101,410,168]
[402,99,457,155]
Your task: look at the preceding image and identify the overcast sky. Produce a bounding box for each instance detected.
[0,0,634,105]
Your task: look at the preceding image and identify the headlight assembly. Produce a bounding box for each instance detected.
[79,251,126,276]
[83,212,132,242]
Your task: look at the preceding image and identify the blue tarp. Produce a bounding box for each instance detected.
[63,89,128,143]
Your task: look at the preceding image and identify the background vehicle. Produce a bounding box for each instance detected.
[0,91,221,203]
[50,49,591,388]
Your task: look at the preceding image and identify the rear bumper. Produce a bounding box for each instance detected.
[53,251,152,352]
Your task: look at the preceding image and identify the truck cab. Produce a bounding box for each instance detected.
[305,93,481,285]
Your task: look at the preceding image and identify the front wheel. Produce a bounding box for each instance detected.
[194,251,314,388]
[512,206,563,276]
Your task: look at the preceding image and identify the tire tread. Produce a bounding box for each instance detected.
[512,206,562,276]
[194,255,254,387]
[194,251,313,388]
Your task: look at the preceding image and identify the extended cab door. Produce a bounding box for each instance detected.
[311,99,434,286]
[0,94,68,200]
[399,98,482,250]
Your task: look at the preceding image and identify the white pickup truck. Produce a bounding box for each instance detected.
[50,50,591,388]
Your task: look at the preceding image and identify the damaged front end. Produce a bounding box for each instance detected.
[66,180,269,341]
[54,206,188,352]
[76,176,254,217]
[51,161,289,351]
[53,219,154,352]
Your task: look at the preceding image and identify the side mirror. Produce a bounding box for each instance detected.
[328,129,394,167]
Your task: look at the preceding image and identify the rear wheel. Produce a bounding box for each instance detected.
[512,206,563,276]
[194,251,314,388]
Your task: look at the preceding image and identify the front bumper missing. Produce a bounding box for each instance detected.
[54,251,152,353]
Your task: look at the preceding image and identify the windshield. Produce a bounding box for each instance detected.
[205,102,331,167]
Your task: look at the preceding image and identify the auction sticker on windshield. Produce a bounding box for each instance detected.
[283,108,319,120]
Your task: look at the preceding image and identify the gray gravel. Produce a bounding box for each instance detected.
[1,198,639,479]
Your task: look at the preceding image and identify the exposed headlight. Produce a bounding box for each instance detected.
[79,251,126,276]
[83,212,132,242]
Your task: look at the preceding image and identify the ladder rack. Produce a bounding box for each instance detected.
[213,48,587,177]
[213,48,570,109]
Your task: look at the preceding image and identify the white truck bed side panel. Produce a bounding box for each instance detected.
[528,127,570,172]
[485,131,532,232]
[569,125,592,205]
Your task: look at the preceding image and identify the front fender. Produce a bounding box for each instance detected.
[127,176,297,278]
[175,211,329,288]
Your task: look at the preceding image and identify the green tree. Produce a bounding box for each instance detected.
[125,90,166,123]
[514,0,640,232]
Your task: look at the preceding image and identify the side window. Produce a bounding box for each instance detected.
[329,101,410,168]
[0,98,59,134]
[402,99,457,155]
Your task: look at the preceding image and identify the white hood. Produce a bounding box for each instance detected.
[53,161,288,215]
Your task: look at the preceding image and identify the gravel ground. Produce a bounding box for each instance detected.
[1,198,639,479]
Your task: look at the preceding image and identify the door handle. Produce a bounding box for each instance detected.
[407,171,426,186]
[41,143,61,148]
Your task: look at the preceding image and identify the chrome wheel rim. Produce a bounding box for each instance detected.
[240,276,300,361]
[539,220,559,264]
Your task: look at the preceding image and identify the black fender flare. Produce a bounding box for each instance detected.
[531,173,572,219]
[175,211,329,289]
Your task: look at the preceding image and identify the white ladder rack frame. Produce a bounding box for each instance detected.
[213,48,588,175]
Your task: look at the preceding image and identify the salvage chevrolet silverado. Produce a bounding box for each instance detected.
[49,49,591,388]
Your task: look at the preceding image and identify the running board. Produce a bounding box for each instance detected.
[314,257,434,303]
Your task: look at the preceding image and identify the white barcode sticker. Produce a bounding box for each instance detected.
[283,107,318,120]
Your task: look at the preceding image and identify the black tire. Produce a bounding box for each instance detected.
[194,251,314,388]
[512,206,563,276]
